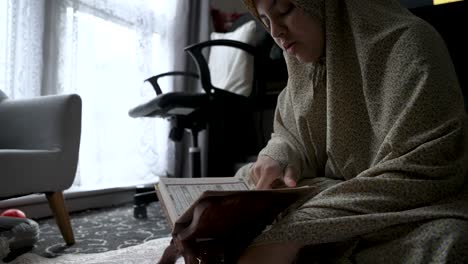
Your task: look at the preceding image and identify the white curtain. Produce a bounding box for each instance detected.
[0,0,44,98]
[0,0,181,190]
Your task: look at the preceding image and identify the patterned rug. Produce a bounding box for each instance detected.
[31,202,171,258]
[8,237,184,264]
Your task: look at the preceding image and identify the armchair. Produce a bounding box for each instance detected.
[0,89,82,245]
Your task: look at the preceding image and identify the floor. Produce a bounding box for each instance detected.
[29,202,171,258]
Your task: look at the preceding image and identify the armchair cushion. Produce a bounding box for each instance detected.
[0,149,68,197]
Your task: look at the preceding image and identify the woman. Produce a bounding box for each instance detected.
[235,0,468,263]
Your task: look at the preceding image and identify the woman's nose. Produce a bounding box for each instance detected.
[270,21,286,39]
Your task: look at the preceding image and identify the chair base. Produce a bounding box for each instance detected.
[133,185,159,219]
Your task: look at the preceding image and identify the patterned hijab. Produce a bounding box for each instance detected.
[241,0,465,178]
[243,0,325,25]
[237,0,468,248]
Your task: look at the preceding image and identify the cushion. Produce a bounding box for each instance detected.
[229,14,283,60]
[208,20,256,97]
[229,13,270,48]
[0,217,39,260]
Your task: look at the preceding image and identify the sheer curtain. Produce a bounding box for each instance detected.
[0,0,185,191]
[0,0,44,98]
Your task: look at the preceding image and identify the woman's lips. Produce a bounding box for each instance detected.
[284,42,296,53]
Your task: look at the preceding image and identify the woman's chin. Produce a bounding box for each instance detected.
[295,53,321,64]
[296,55,314,64]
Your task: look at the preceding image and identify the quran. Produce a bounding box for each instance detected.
[155,176,315,228]
[155,176,318,263]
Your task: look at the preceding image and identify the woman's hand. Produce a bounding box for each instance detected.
[249,156,298,189]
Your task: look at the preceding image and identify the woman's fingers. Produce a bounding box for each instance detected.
[249,156,297,189]
[256,162,282,189]
[248,164,259,185]
[283,166,298,187]
[256,174,273,189]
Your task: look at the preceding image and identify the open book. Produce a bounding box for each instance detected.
[155,177,249,226]
[155,176,320,263]
[155,176,316,228]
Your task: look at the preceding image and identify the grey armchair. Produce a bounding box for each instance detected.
[0,89,81,245]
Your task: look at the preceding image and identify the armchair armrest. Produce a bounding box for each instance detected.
[0,94,82,152]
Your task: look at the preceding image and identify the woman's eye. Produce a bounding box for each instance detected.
[280,4,294,15]
[261,18,271,30]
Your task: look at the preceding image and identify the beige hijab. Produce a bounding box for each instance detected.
[239,0,468,250]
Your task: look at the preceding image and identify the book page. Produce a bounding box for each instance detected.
[161,177,250,217]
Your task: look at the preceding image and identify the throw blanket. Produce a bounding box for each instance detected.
[237,0,468,262]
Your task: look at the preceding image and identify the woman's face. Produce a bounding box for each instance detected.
[255,0,324,63]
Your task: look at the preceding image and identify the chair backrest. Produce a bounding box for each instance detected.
[184,20,259,100]
[184,39,257,98]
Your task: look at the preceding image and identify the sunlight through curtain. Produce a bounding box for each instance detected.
[0,0,180,191]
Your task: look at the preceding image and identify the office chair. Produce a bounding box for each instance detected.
[129,39,259,179]
[129,16,290,218]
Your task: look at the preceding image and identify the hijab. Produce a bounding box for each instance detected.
[238,0,468,247]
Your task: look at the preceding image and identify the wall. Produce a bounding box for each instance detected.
[211,0,463,11]
[210,0,247,13]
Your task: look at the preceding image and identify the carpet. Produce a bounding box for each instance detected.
[31,202,171,258]
[5,237,184,264]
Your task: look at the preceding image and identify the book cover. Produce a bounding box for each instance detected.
[155,176,319,263]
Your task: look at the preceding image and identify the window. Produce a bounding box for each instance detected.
[1,0,177,191]
[60,1,173,190]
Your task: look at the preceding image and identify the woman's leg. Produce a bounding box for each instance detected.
[353,218,468,263]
